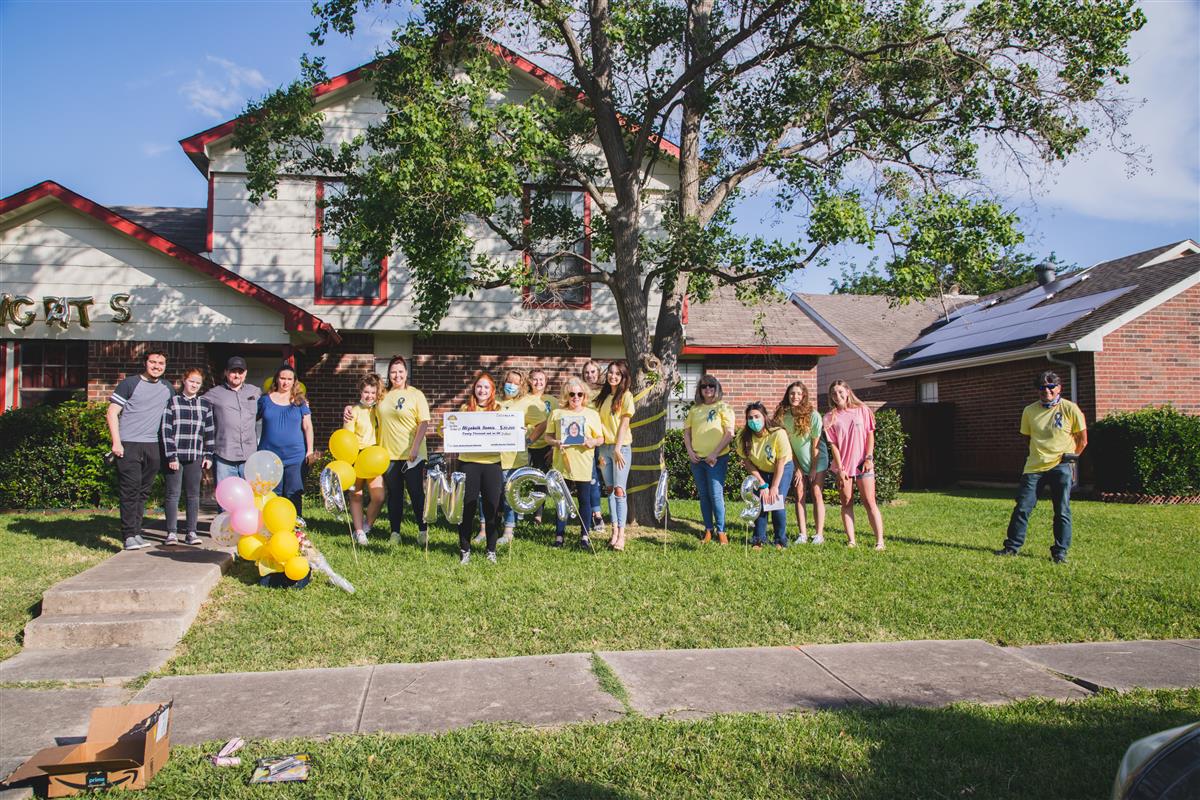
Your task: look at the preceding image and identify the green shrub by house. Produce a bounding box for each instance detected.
[1090,406,1200,496]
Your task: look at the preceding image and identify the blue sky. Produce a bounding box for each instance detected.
[2,0,1197,294]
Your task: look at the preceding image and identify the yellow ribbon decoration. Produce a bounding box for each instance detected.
[627,480,660,494]
[630,409,666,429]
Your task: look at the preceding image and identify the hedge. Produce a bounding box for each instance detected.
[1090,406,1200,496]
[662,407,906,504]
[0,399,130,509]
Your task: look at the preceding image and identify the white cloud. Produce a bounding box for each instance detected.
[180,55,269,119]
[141,142,171,158]
[989,3,1200,223]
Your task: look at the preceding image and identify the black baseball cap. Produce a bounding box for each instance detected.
[226,357,247,371]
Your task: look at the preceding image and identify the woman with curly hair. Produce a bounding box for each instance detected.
[773,381,828,545]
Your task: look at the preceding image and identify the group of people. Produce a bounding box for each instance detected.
[105,347,1080,566]
[107,352,314,551]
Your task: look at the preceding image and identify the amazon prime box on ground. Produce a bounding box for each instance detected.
[4,702,172,797]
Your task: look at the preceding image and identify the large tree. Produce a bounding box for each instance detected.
[236,0,1144,522]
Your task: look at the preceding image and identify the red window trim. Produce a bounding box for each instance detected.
[682,345,839,356]
[314,180,389,306]
[521,184,592,310]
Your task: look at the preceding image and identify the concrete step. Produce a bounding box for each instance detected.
[22,609,198,651]
[39,547,231,618]
[0,647,173,684]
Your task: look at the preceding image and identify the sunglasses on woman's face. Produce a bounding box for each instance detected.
[1040,384,1059,391]
[701,385,717,391]
[568,391,586,398]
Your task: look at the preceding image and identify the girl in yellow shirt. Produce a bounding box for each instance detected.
[545,376,605,550]
[683,375,735,544]
[496,368,543,543]
[580,360,605,534]
[456,371,505,564]
[594,361,635,550]
[526,368,556,525]
[735,401,794,549]
[344,373,384,545]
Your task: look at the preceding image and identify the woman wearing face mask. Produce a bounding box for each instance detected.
[525,368,556,525]
[258,364,315,515]
[346,356,431,546]
[161,368,214,546]
[495,368,542,543]
[823,380,884,550]
[735,401,794,550]
[773,381,828,545]
[595,361,635,550]
[580,360,606,535]
[457,371,505,564]
[545,377,605,550]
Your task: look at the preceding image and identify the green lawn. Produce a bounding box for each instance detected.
[159,491,1200,675]
[146,689,1199,799]
[0,512,122,661]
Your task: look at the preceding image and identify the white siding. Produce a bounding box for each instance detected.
[1,206,290,344]
[816,348,884,397]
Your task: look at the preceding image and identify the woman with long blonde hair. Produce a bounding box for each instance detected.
[823,380,885,550]
[772,381,828,544]
[544,376,605,549]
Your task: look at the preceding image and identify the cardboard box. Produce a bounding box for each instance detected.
[4,702,172,797]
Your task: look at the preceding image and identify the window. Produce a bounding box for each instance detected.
[20,340,87,406]
[523,186,591,308]
[314,181,387,305]
[668,362,704,429]
[918,378,939,404]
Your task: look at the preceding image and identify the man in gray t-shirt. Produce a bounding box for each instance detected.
[107,350,173,550]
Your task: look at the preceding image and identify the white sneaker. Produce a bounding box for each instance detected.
[794,533,808,545]
[390,531,401,545]
[811,534,824,545]
[472,532,486,545]
[486,551,497,563]
[417,529,428,546]
[459,550,471,565]
[163,532,179,546]
[353,530,368,545]
[497,530,514,546]
[184,532,201,546]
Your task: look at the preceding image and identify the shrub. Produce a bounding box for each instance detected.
[872,408,906,503]
[662,428,748,500]
[0,399,129,509]
[1090,406,1200,495]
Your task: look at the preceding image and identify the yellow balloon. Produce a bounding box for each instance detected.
[355,445,389,480]
[257,554,283,576]
[283,556,310,581]
[237,534,266,561]
[328,429,361,465]
[262,496,298,536]
[254,491,278,511]
[327,460,356,491]
[267,529,300,563]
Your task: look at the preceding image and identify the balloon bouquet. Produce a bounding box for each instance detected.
[211,450,353,592]
[736,475,762,549]
[320,430,389,559]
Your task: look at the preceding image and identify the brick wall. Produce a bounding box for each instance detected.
[87,340,213,402]
[703,355,820,423]
[879,353,1096,483]
[296,333,376,445]
[1094,283,1200,416]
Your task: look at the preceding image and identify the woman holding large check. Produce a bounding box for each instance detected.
[545,377,605,550]
[455,372,506,564]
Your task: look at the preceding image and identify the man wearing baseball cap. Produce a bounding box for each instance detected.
[204,356,262,482]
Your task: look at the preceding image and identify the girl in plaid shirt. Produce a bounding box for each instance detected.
[161,368,215,545]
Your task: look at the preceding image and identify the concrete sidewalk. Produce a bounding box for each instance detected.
[3,638,1197,782]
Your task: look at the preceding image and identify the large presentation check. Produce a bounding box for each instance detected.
[442,411,526,453]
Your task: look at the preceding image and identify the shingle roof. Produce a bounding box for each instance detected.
[791,292,977,367]
[686,285,836,348]
[109,206,207,254]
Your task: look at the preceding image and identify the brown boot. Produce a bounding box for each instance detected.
[701,530,712,543]
[718,532,728,545]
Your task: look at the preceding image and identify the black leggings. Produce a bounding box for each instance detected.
[459,461,503,553]
[384,459,426,533]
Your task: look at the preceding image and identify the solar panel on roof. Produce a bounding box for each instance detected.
[891,285,1134,368]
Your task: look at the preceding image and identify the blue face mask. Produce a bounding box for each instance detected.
[747,418,764,433]
[503,382,519,397]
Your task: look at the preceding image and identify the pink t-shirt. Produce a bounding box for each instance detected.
[823,405,875,476]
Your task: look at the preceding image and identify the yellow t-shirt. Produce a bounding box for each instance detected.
[684,402,735,457]
[457,404,504,465]
[1021,398,1086,473]
[376,386,431,461]
[736,428,793,473]
[526,394,558,449]
[343,404,379,448]
[546,406,603,481]
[498,396,539,469]
[597,390,636,446]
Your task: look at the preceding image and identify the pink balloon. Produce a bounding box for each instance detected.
[215,477,254,513]
[230,507,261,536]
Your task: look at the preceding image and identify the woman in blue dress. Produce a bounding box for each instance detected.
[258,364,315,515]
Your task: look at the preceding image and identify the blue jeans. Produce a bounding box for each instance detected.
[273,461,305,516]
[590,452,603,518]
[214,456,244,484]
[1004,463,1073,557]
[690,455,729,533]
[500,467,520,526]
[753,462,794,546]
[598,444,631,527]
[556,479,595,539]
